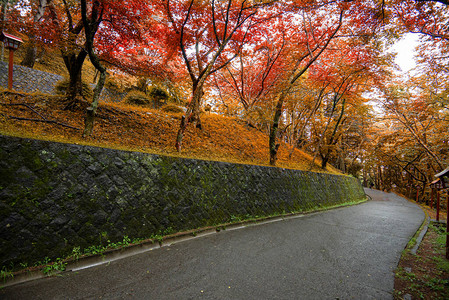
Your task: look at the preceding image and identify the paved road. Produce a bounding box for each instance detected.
[1,189,424,300]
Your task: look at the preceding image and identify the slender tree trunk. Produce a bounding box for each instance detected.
[321,154,329,169]
[176,78,206,152]
[81,0,105,137]
[288,88,325,159]
[83,70,105,137]
[269,89,289,165]
[339,139,345,173]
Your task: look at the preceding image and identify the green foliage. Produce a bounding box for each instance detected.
[122,90,152,106]
[430,223,449,273]
[423,276,449,292]
[54,78,94,99]
[71,247,82,261]
[1,266,13,283]
[41,258,67,275]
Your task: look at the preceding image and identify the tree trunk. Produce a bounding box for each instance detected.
[175,81,205,152]
[321,155,329,169]
[81,0,106,137]
[269,89,288,165]
[20,37,37,68]
[63,50,88,109]
[83,70,105,137]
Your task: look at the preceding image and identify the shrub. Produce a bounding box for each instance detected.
[148,86,169,108]
[105,77,125,93]
[54,78,93,99]
[136,77,149,93]
[122,90,152,106]
[161,103,186,114]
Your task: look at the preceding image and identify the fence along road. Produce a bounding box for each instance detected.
[1,188,424,299]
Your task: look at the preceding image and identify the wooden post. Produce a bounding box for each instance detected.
[8,48,13,90]
[430,188,434,209]
[446,190,449,259]
[416,187,419,203]
[436,190,440,222]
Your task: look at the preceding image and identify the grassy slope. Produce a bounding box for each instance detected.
[1,49,340,174]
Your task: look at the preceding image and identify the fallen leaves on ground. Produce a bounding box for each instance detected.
[0,91,340,174]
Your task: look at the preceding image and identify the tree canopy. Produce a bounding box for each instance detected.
[3,0,448,200]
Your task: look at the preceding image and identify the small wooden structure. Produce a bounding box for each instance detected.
[0,32,23,90]
[430,178,444,221]
[434,167,449,259]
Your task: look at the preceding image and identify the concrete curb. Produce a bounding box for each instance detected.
[391,191,430,255]
[410,215,430,255]
[1,198,368,288]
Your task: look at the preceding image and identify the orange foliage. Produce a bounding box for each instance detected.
[0,92,339,174]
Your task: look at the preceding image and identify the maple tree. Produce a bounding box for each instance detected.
[212,16,287,117]
[361,75,448,200]
[10,0,149,107]
[267,2,346,166]
[309,39,384,169]
[361,0,449,194]
[159,0,277,152]
[4,0,448,178]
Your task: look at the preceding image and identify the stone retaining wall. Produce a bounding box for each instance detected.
[0,135,366,267]
[0,61,124,102]
[0,61,64,94]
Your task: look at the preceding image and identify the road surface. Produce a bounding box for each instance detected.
[1,188,424,299]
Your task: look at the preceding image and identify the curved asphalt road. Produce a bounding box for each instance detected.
[1,188,424,300]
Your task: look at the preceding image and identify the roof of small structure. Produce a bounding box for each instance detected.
[0,32,23,43]
[431,178,441,185]
[435,166,449,178]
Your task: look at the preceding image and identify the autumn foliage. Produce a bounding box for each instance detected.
[0,0,448,179]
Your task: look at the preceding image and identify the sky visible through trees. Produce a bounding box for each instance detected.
[392,33,418,72]
[1,0,448,203]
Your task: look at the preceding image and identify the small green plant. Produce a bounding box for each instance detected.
[122,235,131,246]
[1,266,13,282]
[132,237,145,244]
[84,245,103,255]
[149,233,164,243]
[42,258,67,275]
[230,215,241,222]
[163,227,174,235]
[71,247,82,261]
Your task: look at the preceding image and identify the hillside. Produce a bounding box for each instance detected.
[0,90,340,174]
[0,46,340,173]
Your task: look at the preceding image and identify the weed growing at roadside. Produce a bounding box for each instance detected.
[42,258,67,275]
[1,267,13,283]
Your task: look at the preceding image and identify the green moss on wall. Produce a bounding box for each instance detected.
[0,135,366,269]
